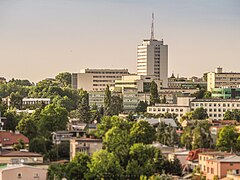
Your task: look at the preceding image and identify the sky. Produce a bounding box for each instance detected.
[0,0,240,83]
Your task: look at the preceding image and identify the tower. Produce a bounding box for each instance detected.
[137,14,168,87]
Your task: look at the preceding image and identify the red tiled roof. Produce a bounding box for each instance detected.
[0,131,29,146]
[186,148,214,161]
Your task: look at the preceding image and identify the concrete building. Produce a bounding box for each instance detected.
[71,68,129,91]
[22,98,51,106]
[0,164,47,180]
[207,67,240,92]
[147,96,195,122]
[70,137,102,160]
[137,39,168,87]
[89,91,105,107]
[115,75,162,93]
[191,99,240,120]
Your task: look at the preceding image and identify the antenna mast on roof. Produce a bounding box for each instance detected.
[151,13,154,40]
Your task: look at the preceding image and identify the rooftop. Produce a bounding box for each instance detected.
[0,131,29,146]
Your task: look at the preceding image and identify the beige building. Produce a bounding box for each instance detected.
[0,151,43,164]
[137,39,168,87]
[147,96,195,122]
[70,137,102,160]
[0,165,47,180]
[191,99,240,120]
[207,67,240,91]
[71,68,129,91]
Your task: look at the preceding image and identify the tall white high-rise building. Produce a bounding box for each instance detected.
[137,14,168,87]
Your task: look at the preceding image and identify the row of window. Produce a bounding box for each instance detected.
[192,103,240,107]
[149,108,184,112]
[92,76,122,78]
[88,71,128,74]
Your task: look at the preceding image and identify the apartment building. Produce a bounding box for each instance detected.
[207,67,240,92]
[71,69,129,91]
[211,88,240,99]
[147,97,195,122]
[70,137,102,160]
[191,99,240,120]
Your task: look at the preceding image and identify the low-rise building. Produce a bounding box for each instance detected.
[0,151,43,164]
[191,99,240,120]
[70,137,102,160]
[0,131,29,150]
[147,96,194,122]
[205,155,240,180]
[72,68,129,91]
[22,98,51,106]
[0,164,47,180]
[198,151,233,176]
[207,67,240,92]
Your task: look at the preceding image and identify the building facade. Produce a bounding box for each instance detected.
[191,99,240,120]
[71,69,129,91]
[137,39,168,87]
[70,137,102,160]
[207,67,240,92]
[211,88,240,99]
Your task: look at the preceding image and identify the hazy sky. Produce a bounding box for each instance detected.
[1,0,240,83]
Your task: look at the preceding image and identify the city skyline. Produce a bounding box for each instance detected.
[0,0,240,83]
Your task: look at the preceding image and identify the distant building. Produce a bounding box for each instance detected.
[137,39,168,87]
[0,164,47,180]
[70,137,102,160]
[22,98,51,106]
[207,67,240,92]
[147,97,195,122]
[71,68,129,91]
[191,99,240,120]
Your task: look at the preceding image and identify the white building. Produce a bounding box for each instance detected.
[115,75,162,93]
[71,68,129,91]
[191,99,240,120]
[147,97,194,122]
[22,98,51,105]
[137,39,168,87]
[207,67,240,92]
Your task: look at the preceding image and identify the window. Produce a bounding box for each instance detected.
[33,173,39,178]
[211,168,214,174]
[17,173,22,178]
[230,163,234,166]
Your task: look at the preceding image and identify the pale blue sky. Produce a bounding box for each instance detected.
[0,0,240,82]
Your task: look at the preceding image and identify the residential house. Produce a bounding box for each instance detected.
[70,137,102,160]
[0,164,47,180]
[0,131,29,150]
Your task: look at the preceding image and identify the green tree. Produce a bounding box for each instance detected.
[88,150,124,179]
[136,101,148,113]
[48,142,70,161]
[216,126,238,152]
[29,137,48,155]
[38,104,68,138]
[150,81,160,105]
[10,92,22,109]
[4,110,20,131]
[130,120,155,144]
[203,91,211,99]
[104,85,111,116]
[13,139,26,151]
[110,95,123,115]
[65,152,90,180]
[16,115,38,140]
[192,107,208,120]
[48,163,66,180]
[77,96,91,123]
[223,109,240,121]
[55,72,71,87]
